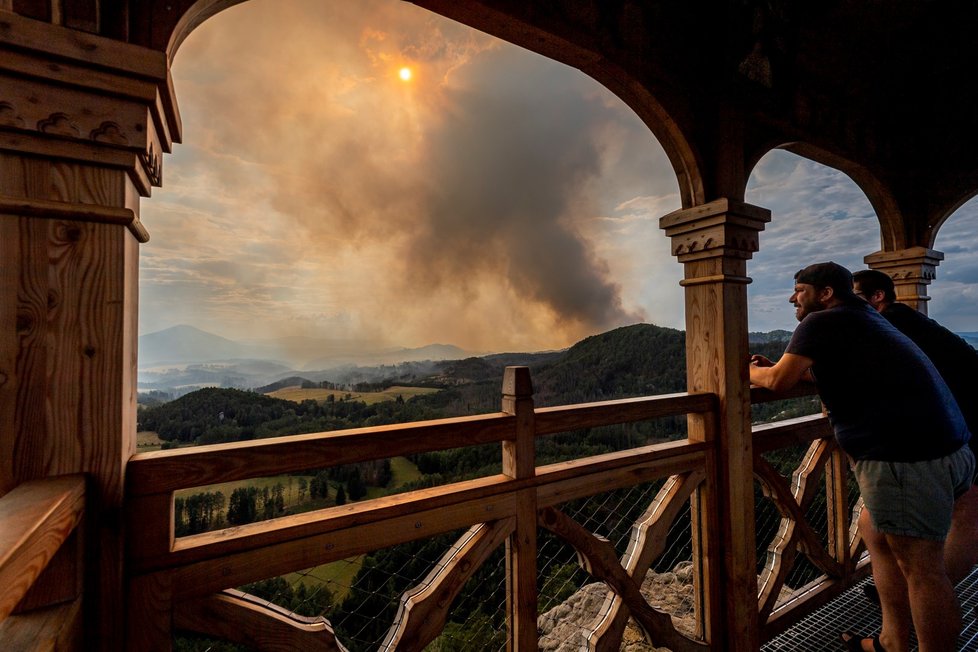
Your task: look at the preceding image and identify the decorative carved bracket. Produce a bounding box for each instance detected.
[864,246,944,312]
[0,12,179,197]
[660,199,771,265]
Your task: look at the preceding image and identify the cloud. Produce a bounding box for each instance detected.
[745,152,881,331]
[143,0,977,352]
[141,0,676,350]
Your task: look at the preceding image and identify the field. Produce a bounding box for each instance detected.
[141,419,427,605]
[136,431,164,451]
[266,385,440,405]
[284,555,365,602]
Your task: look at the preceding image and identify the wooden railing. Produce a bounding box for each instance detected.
[0,474,87,649]
[122,370,868,651]
[749,386,870,641]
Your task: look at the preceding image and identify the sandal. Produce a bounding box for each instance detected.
[840,630,886,652]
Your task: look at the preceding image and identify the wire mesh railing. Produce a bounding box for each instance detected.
[133,373,865,652]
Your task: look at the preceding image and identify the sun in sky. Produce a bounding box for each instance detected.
[139,0,978,349]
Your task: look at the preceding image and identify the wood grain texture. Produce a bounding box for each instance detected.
[126,572,172,652]
[127,413,515,496]
[14,526,83,612]
[175,589,347,652]
[539,505,707,652]
[752,414,831,454]
[0,594,84,651]
[381,520,513,651]
[0,195,148,242]
[0,474,85,622]
[0,10,166,77]
[584,471,707,651]
[534,392,715,436]
[499,366,538,650]
[0,152,140,651]
[501,366,534,480]
[167,494,520,598]
[755,441,842,622]
[662,201,769,652]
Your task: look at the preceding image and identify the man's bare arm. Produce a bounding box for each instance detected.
[749,352,813,392]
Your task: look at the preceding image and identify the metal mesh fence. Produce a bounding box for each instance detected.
[755,442,863,614]
[537,479,698,649]
[172,397,839,650]
[174,476,699,651]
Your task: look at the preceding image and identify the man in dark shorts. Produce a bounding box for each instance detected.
[853,268,978,588]
[749,262,973,652]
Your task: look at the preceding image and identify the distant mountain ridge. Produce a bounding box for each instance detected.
[138,325,486,395]
[139,325,267,366]
[140,325,478,368]
[134,323,829,398]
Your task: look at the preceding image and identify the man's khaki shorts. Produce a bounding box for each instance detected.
[854,445,975,540]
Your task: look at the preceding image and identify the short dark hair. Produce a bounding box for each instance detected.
[794,261,856,298]
[852,269,897,303]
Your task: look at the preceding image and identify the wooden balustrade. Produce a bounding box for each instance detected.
[122,372,866,651]
[750,386,871,640]
[0,474,86,649]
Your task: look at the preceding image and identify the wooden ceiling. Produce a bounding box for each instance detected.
[5,0,977,246]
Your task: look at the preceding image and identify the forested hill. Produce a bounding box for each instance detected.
[531,324,686,405]
[138,323,794,445]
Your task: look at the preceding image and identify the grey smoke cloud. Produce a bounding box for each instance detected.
[171,0,649,343]
[140,0,978,347]
[399,45,642,330]
[140,0,683,347]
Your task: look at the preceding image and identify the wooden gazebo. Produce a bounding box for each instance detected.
[3,1,977,650]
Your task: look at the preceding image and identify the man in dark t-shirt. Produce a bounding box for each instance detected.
[750,262,973,652]
[852,269,978,612]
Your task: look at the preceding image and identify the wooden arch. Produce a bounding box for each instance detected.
[746,140,904,251]
[775,141,978,251]
[158,0,705,209]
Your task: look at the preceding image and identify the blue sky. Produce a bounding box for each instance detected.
[138,0,978,352]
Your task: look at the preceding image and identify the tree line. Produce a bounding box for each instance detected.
[163,323,807,650]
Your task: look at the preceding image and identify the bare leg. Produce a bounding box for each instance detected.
[946,484,978,584]
[885,530,961,652]
[859,508,912,652]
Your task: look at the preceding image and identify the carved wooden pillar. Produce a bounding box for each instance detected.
[660,198,770,651]
[0,13,178,650]
[864,246,943,314]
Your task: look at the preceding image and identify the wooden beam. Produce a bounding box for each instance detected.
[0,195,149,242]
[127,413,515,497]
[174,589,347,652]
[500,367,537,651]
[661,198,771,651]
[381,520,513,651]
[0,474,85,622]
[0,595,84,651]
[128,392,716,499]
[0,152,141,651]
[130,441,709,574]
[0,10,166,78]
[751,414,831,454]
[166,493,520,599]
[534,392,715,435]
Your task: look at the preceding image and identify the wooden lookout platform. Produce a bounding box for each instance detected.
[3,1,978,650]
